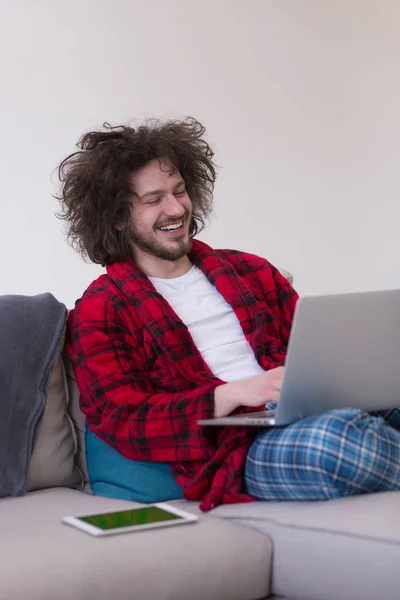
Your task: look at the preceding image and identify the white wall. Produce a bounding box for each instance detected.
[1,0,399,307]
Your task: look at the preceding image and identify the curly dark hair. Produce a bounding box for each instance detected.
[56,117,216,266]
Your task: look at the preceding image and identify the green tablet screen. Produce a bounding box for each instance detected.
[78,506,182,530]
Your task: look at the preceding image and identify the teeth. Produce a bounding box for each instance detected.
[160,221,183,231]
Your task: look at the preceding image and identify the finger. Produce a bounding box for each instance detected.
[272,377,284,389]
[268,390,280,403]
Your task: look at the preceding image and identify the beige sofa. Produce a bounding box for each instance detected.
[2,341,400,599]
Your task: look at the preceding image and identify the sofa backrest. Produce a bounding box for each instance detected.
[63,351,89,484]
[28,352,84,492]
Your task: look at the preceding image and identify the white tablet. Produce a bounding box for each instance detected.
[63,502,198,537]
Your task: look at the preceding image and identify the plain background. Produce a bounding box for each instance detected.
[1,0,399,307]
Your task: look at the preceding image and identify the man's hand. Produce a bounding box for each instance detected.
[214,367,285,418]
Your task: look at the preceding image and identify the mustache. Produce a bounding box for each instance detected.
[156,214,188,228]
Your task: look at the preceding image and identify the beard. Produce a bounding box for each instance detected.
[128,219,192,262]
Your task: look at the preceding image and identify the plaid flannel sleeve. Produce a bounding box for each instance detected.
[243,252,298,344]
[269,264,299,344]
[222,249,298,343]
[67,295,219,463]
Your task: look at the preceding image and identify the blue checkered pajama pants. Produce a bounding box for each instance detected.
[244,407,400,501]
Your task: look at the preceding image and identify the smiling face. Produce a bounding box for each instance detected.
[128,158,193,274]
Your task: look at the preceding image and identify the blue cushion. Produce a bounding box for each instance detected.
[85,426,183,503]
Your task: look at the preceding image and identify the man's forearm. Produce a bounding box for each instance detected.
[214,382,241,418]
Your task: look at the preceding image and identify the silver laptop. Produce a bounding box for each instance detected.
[198,289,400,428]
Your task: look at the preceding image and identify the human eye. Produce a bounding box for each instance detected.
[146,197,161,206]
[175,187,186,197]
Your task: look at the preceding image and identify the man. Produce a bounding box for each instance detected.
[60,118,400,511]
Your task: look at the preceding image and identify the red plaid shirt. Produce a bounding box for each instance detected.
[67,240,298,510]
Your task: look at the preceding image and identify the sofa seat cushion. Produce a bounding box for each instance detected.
[174,491,400,600]
[0,488,271,600]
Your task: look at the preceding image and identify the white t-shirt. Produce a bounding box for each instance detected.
[149,265,264,382]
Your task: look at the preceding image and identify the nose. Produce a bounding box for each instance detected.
[163,193,185,218]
